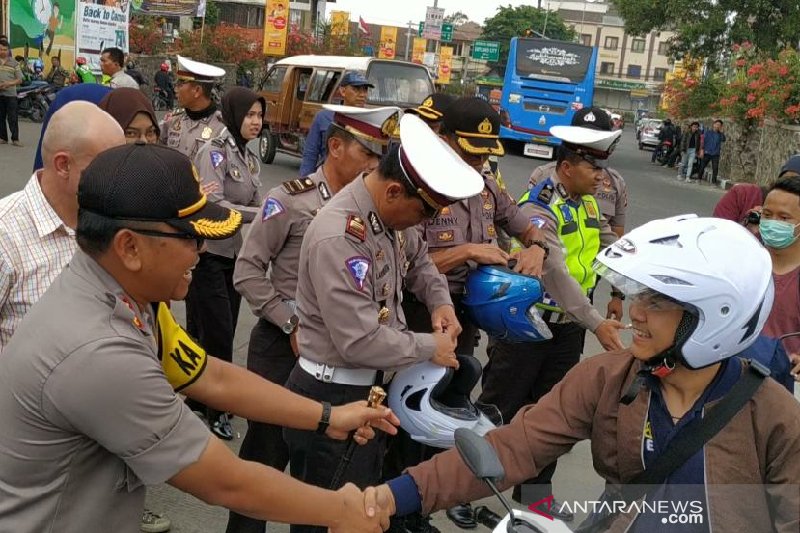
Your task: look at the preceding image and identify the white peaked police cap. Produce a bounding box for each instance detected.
[550,106,623,165]
[397,114,484,210]
[175,55,226,83]
[323,104,402,156]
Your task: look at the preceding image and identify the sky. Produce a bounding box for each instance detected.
[328,0,536,28]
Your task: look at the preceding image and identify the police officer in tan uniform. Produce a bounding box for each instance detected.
[529,160,629,238]
[228,105,399,533]
[188,87,264,439]
[159,55,226,160]
[283,114,484,533]
[479,107,626,518]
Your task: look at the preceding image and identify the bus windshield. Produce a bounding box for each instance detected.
[515,38,593,84]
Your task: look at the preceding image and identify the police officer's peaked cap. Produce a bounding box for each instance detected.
[550,106,622,166]
[442,97,504,157]
[79,143,242,240]
[406,93,454,123]
[397,114,484,211]
[175,55,226,83]
[323,104,401,156]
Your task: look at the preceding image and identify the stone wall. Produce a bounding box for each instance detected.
[676,117,800,185]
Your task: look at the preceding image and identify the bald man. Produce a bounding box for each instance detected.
[0,101,125,350]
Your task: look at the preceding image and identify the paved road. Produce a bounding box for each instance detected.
[0,119,724,532]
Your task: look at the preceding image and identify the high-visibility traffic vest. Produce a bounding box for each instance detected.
[520,177,601,316]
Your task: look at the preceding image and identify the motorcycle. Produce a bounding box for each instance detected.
[653,140,674,166]
[17,84,50,123]
[454,428,573,533]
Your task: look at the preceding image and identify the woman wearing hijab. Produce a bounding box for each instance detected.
[190,87,265,440]
[98,87,160,144]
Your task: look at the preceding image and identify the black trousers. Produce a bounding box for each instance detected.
[699,153,721,183]
[478,322,584,504]
[226,318,296,533]
[0,95,19,142]
[283,365,386,533]
[185,252,241,417]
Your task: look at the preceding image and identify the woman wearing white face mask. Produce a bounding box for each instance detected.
[760,176,800,390]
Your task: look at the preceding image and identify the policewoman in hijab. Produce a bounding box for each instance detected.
[98,87,160,144]
[189,87,266,440]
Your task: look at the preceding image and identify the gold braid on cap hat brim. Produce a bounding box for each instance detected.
[457,137,505,157]
[189,208,243,238]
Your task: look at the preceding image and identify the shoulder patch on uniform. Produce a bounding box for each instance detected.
[536,183,554,205]
[345,256,371,291]
[345,215,367,241]
[368,211,383,234]
[210,150,225,169]
[262,197,285,221]
[584,201,598,219]
[556,183,568,199]
[282,178,316,195]
[318,181,331,200]
[530,215,548,229]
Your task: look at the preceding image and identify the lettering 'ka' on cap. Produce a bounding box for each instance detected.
[397,114,484,210]
[78,143,242,240]
[324,104,402,156]
[175,55,226,83]
[443,96,504,156]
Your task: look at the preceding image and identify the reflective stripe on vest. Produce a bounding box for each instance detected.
[519,187,602,314]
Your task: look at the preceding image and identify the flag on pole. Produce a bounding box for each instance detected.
[358,16,370,35]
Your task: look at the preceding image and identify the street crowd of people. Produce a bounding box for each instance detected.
[0,50,798,533]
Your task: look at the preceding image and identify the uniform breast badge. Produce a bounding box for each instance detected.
[201,126,213,139]
[378,306,391,325]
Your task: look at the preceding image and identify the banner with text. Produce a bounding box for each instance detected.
[263,0,288,57]
[331,11,350,37]
[378,26,397,59]
[438,46,453,84]
[132,0,205,16]
[9,0,76,67]
[76,1,129,73]
[412,37,427,64]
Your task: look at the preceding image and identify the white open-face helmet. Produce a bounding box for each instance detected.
[594,215,774,369]
[388,356,498,449]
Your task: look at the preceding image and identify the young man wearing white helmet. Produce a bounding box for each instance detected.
[369,215,800,532]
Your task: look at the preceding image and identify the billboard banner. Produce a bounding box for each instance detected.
[438,45,453,84]
[132,0,205,17]
[263,0,288,57]
[412,37,426,64]
[9,0,76,66]
[76,1,129,73]
[378,26,397,59]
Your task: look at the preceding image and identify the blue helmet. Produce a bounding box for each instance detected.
[462,263,552,343]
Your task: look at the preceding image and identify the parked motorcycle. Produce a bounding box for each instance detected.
[653,140,674,166]
[17,84,50,123]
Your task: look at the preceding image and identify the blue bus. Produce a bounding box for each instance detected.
[499,37,599,159]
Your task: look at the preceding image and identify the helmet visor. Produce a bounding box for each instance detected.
[593,262,692,313]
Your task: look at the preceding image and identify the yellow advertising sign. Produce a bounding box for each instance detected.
[438,46,453,84]
[412,37,427,64]
[379,26,398,59]
[263,0,289,57]
[331,11,350,37]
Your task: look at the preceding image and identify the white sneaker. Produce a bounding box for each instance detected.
[141,509,171,533]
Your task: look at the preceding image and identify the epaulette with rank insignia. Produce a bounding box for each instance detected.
[345,214,367,242]
[282,177,316,195]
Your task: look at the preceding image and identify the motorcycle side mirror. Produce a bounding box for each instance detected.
[454,428,505,482]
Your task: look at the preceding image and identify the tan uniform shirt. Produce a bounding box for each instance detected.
[529,162,628,229]
[159,109,226,160]
[0,250,209,533]
[234,166,334,327]
[296,176,452,371]
[520,171,618,331]
[194,129,262,258]
[421,172,530,293]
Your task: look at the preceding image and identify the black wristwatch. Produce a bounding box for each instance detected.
[316,401,332,435]
[281,314,299,335]
[530,239,550,259]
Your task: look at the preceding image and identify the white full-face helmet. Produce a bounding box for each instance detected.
[594,215,774,372]
[388,355,499,449]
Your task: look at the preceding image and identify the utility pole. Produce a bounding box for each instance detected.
[405,20,414,61]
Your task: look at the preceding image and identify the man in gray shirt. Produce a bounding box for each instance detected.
[0,142,397,533]
[0,40,23,146]
[100,46,140,89]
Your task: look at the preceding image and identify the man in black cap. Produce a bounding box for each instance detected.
[479,106,626,518]
[0,142,400,533]
[300,71,374,176]
[405,93,454,134]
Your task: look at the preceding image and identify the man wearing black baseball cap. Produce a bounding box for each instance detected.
[300,71,375,176]
[405,93,454,134]
[0,142,400,533]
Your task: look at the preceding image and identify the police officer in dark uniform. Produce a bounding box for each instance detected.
[283,114,485,533]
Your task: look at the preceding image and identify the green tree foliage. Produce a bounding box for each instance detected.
[444,11,470,27]
[481,5,577,73]
[611,0,800,67]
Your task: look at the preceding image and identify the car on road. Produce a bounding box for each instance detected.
[638,118,663,150]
